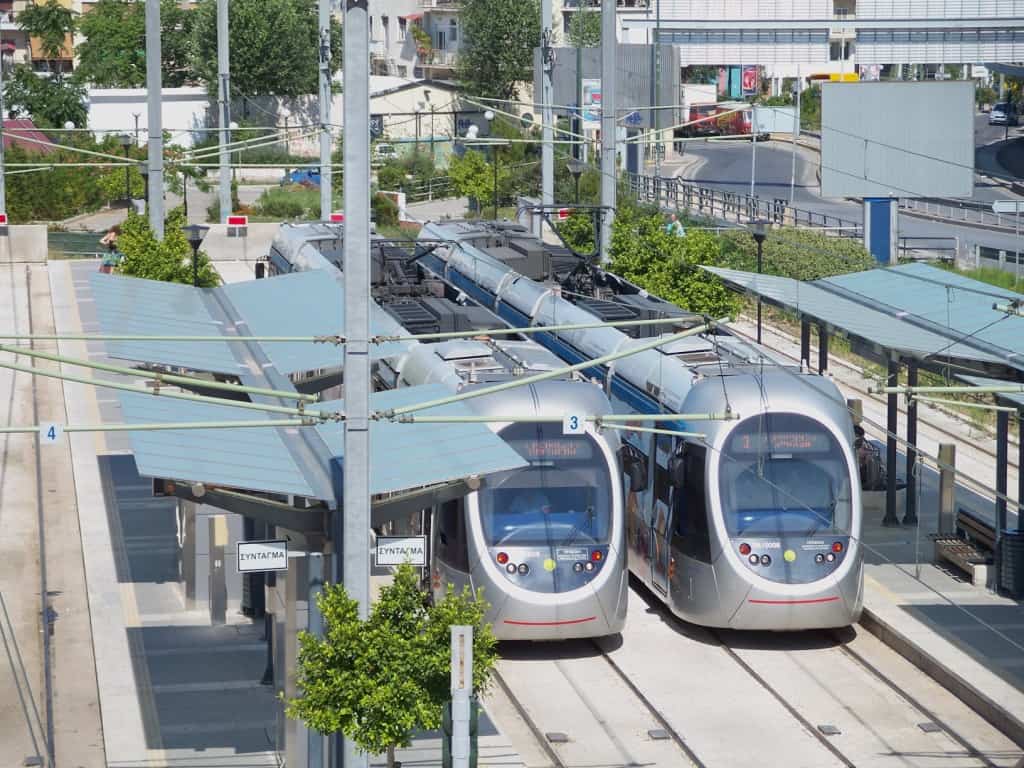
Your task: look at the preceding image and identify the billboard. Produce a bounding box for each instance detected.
[820,81,974,199]
[582,79,601,126]
[741,66,758,96]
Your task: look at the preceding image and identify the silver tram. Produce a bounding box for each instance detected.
[414,220,864,630]
[265,223,628,639]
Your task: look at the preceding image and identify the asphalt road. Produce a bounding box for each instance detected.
[672,114,1024,256]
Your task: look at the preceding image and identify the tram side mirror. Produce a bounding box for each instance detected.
[668,453,687,488]
[620,446,648,492]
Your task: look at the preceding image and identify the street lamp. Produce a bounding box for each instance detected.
[139,167,149,214]
[566,157,586,204]
[485,110,498,219]
[229,121,239,183]
[182,223,209,287]
[117,133,133,204]
[749,220,769,344]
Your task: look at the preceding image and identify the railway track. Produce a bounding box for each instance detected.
[492,580,1022,768]
[493,637,703,768]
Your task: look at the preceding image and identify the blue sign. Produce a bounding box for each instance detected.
[624,111,643,127]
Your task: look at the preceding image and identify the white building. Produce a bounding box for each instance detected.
[560,0,1024,82]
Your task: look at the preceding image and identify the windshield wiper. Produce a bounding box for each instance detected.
[561,506,596,548]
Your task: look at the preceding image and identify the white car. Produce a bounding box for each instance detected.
[372,143,398,166]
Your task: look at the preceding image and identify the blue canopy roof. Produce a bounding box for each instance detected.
[91,270,410,376]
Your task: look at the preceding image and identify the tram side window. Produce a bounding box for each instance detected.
[652,435,673,525]
[674,445,712,563]
[436,500,470,572]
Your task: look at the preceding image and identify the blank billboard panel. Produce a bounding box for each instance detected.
[820,82,974,199]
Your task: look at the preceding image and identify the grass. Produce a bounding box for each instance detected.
[937,262,1024,294]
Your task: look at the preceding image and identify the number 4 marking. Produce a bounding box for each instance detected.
[562,413,586,435]
[39,423,63,444]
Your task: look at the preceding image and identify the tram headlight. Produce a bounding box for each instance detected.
[832,541,844,553]
[591,550,603,562]
[517,563,530,575]
[506,563,517,573]
[815,553,825,564]
[584,562,595,572]
[748,554,759,565]
[760,554,772,566]
[826,552,836,563]
[573,562,584,573]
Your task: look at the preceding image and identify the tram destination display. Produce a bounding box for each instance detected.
[730,431,831,454]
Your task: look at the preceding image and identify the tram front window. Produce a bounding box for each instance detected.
[478,423,612,548]
[719,413,852,537]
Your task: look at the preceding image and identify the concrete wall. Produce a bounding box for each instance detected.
[202,223,281,263]
[0,225,48,263]
[87,87,211,149]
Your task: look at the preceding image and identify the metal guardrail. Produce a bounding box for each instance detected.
[48,231,107,259]
[900,197,1022,230]
[402,176,455,203]
[899,236,958,262]
[626,173,863,237]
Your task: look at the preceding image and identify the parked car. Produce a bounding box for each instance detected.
[284,168,321,186]
[372,143,398,166]
[989,102,1019,126]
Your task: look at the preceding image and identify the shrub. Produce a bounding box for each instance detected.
[372,192,399,228]
[117,208,220,286]
[256,185,312,219]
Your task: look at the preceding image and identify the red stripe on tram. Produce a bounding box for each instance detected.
[503,616,597,626]
[748,596,841,605]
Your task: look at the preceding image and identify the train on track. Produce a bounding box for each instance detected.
[265,223,629,640]
[414,219,864,630]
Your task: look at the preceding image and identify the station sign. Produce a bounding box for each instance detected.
[237,539,288,572]
[376,535,427,567]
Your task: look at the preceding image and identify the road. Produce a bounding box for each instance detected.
[671,114,1024,257]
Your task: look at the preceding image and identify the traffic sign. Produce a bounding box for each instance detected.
[556,207,571,221]
[329,212,345,223]
[375,535,427,566]
[226,214,249,226]
[237,539,288,572]
[992,200,1024,214]
[0,213,8,225]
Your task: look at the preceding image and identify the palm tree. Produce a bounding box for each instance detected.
[18,0,76,76]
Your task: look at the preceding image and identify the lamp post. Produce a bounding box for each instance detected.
[140,167,149,215]
[485,109,497,219]
[567,157,585,204]
[229,121,239,183]
[117,133,133,204]
[749,220,769,344]
[182,223,209,287]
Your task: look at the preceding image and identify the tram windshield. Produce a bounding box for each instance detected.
[719,413,853,537]
[478,422,612,548]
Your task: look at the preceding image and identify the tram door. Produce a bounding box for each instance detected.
[650,434,674,594]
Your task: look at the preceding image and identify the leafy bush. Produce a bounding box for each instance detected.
[372,193,399,228]
[4,144,107,223]
[117,208,220,286]
[719,227,874,280]
[256,185,314,219]
[205,180,243,222]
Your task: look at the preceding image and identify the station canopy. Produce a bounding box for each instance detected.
[704,263,1024,377]
[92,271,528,502]
[90,269,409,376]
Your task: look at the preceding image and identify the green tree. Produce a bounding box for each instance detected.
[719,226,874,280]
[75,0,196,88]
[3,65,87,127]
[97,164,146,204]
[607,203,740,316]
[18,0,75,72]
[192,0,342,98]
[117,207,220,286]
[287,564,497,768]
[448,149,509,213]
[3,144,107,222]
[565,9,600,47]
[457,0,540,101]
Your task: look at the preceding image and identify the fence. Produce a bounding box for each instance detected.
[401,176,455,204]
[900,197,1022,231]
[48,231,108,260]
[627,173,863,238]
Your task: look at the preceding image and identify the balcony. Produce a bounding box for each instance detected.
[420,0,459,7]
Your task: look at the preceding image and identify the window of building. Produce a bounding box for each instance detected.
[449,19,458,43]
[382,15,390,47]
[398,17,407,41]
[829,39,853,60]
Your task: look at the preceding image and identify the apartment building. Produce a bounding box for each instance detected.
[0,0,77,73]
[369,0,463,79]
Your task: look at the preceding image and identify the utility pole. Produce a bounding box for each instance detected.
[651,0,661,178]
[217,0,231,221]
[599,0,616,262]
[318,0,332,220]
[0,48,6,216]
[145,0,163,238]
[789,65,800,206]
[541,0,554,222]
[342,0,371,767]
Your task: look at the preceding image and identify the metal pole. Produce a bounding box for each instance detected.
[575,39,583,164]
[756,238,764,344]
[938,443,955,535]
[0,53,5,215]
[599,0,616,263]
[342,0,371,765]
[1015,206,1020,288]
[217,0,231,222]
[996,409,1009,589]
[749,119,757,199]
[450,626,473,768]
[789,65,800,206]
[493,146,499,220]
[319,0,332,221]
[883,356,900,527]
[192,243,199,287]
[146,0,164,238]
[541,0,553,214]
[653,0,661,179]
[904,360,918,525]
